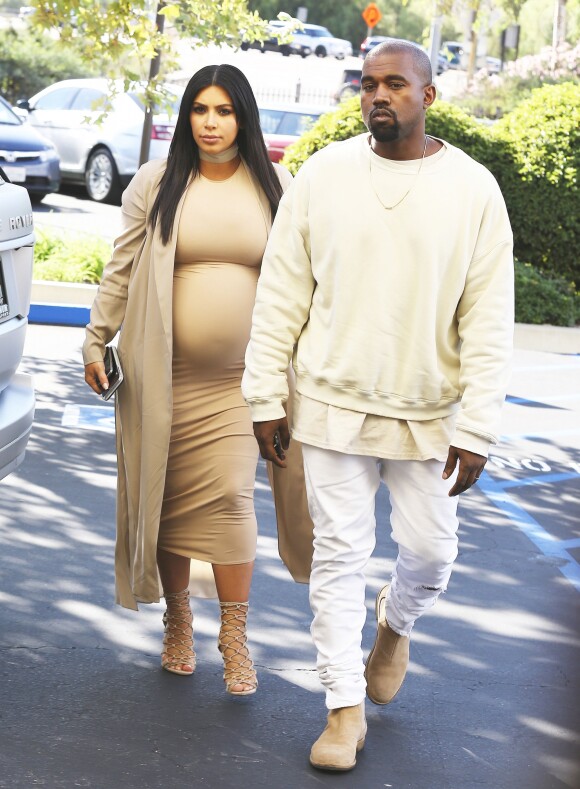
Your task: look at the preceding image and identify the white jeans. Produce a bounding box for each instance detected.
[301,444,460,710]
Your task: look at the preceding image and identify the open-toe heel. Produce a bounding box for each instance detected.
[161,588,196,676]
[217,601,257,696]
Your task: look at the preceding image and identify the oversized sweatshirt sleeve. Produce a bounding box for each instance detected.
[453,179,514,456]
[242,169,316,421]
[82,165,150,365]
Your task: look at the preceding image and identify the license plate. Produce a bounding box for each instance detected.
[0,258,9,320]
[2,165,26,183]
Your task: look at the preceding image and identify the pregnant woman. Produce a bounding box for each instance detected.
[83,64,292,695]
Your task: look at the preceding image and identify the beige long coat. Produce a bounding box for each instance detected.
[82,157,311,611]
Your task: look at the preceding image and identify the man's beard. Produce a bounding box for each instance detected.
[369,111,400,143]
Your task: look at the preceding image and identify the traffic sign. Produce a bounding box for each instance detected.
[362,2,382,29]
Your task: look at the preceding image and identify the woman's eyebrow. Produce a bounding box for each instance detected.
[192,101,234,108]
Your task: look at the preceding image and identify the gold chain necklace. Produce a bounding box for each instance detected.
[369,135,429,211]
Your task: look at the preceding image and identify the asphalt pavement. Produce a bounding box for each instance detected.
[0,324,579,789]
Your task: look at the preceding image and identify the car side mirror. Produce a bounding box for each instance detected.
[16,99,31,111]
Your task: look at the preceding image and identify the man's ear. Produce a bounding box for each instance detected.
[423,84,437,108]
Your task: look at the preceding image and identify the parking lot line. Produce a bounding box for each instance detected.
[478,472,580,593]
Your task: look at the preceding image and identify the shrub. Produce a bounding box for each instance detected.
[33,230,111,284]
[0,27,96,103]
[491,82,580,284]
[515,260,578,327]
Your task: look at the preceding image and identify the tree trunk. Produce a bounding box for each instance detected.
[552,0,567,48]
[139,2,166,168]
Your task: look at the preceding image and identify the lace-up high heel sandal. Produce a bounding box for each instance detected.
[161,588,196,676]
[217,601,258,696]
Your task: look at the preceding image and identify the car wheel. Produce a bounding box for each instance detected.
[240,42,249,51]
[315,46,327,58]
[336,53,345,60]
[85,147,122,204]
[280,45,290,56]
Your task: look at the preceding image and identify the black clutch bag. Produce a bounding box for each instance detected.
[102,345,124,401]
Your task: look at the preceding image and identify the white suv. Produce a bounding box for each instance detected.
[0,170,35,481]
[294,24,353,59]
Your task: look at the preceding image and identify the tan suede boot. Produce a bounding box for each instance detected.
[364,584,410,705]
[309,702,367,772]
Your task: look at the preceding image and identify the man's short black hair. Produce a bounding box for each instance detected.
[365,39,433,85]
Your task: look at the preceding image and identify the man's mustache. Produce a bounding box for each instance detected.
[370,107,396,120]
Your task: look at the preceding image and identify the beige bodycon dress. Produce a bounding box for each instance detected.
[157,164,268,566]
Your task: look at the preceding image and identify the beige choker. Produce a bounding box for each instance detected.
[198,143,239,163]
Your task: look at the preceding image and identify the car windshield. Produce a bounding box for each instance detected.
[128,90,182,117]
[278,112,319,136]
[0,100,21,126]
[259,108,321,136]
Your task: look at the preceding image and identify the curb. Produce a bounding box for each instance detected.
[29,281,580,353]
[29,281,96,328]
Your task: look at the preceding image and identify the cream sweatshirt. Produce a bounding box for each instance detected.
[242,134,514,455]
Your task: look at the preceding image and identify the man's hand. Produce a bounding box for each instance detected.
[443,446,486,497]
[253,417,290,468]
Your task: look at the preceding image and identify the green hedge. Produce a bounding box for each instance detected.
[492,83,579,285]
[515,261,578,327]
[0,28,96,103]
[33,230,110,284]
[282,84,579,299]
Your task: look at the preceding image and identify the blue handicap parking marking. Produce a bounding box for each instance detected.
[61,403,115,434]
[478,469,580,593]
[478,390,580,592]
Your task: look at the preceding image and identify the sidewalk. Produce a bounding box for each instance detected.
[0,325,578,789]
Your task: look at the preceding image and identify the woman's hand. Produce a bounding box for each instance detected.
[85,361,109,395]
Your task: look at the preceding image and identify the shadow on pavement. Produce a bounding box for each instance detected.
[0,339,578,788]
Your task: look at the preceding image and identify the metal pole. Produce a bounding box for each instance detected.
[139,1,165,167]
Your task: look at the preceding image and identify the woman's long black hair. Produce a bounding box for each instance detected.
[149,64,284,245]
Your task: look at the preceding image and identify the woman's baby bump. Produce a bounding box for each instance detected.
[172,260,259,368]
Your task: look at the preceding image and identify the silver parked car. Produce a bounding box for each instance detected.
[0,95,60,202]
[16,78,184,203]
[0,172,35,481]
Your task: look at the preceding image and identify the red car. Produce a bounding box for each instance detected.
[259,104,332,163]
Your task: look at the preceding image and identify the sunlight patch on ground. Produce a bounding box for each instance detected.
[519,715,580,743]
[1,473,70,504]
[537,754,580,788]
[56,599,161,652]
[465,729,510,743]
[452,563,520,586]
[68,468,117,490]
[265,667,322,694]
[441,652,489,670]
[409,631,451,648]
[432,599,580,645]
[61,524,115,547]
[0,590,29,607]
[2,528,68,549]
